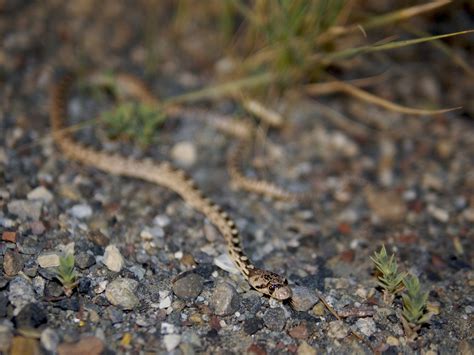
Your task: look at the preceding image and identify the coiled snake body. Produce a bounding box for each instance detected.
[49,72,292,300]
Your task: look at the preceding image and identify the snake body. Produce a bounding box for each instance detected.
[49,72,292,300]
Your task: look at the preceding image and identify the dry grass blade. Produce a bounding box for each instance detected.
[318,0,452,43]
[241,98,284,127]
[319,30,474,64]
[307,80,461,116]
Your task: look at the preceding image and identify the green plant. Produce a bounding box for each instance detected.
[402,275,431,326]
[371,245,406,304]
[102,102,166,146]
[55,253,78,297]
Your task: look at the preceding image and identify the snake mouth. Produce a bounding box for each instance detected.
[272,285,293,300]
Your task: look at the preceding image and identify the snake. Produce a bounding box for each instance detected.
[49,70,292,301]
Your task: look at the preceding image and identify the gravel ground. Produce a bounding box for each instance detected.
[1,2,473,354]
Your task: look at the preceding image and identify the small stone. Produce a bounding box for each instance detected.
[164,334,181,352]
[105,278,139,310]
[2,230,17,243]
[27,186,53,203]
[37,252,60,268]
[312,302,326,316]
[288,323,309,340]
[75,252,95,269]
[4,250,23,276]
[243,318,264,335]
[214,253,240,274]
[87,230,110,247]
[386,336,400,346]
[427,205,449,223]
[32,276,46,296]
[30,221,46,235]
[354,318,376,337]
[0,324,13,353]
[172,273,204,300]
[327,320,350,339]
[106,307,124,324]
[41,328,60,352]
[263,307,287,331]
[210,282,240,316]
[14,303,48,329]
[171,141,197,167]
[297,341,316,355]
[463,208,474,222]
[78,278,92,295]
[7,200,42,220]
[70,204,92,219]
[159,295,172,309]
[365,188,406,222]
[57,336,104,355]
[153,214,170,227]
[290,286,318,312]
[103,245,124,272]
[45,282,64,298]
[10,336,40,355]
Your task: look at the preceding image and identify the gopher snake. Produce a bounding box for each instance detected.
[49,71,292,300]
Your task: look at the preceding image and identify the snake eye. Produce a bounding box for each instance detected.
[269,285,276,292]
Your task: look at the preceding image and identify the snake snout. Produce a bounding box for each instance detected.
[272,285,292,300]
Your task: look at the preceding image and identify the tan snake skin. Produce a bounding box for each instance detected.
[49,71,292,300]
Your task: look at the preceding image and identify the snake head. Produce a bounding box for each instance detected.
[248,268,292,300]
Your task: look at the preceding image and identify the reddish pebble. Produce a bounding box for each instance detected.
[338,222,351,234]
[30,221,46,235]
[339,250,355,263]
[2,231,17,243]
[247,343,267,355]
[288,323,309,340]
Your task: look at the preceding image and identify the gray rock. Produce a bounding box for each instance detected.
[172,273,204,300]
[75,252,96,269]
[41,328,60,353]
[263,307,287,331]
[103,245,124,272]
[290,286,319,312]
[209,282,240,316]
[164,334,181,352]
[14,302,47,329]
[27,186,53,203]
[3,250,23,276]
[7,200,42,220]
[8,277,36,315]
[354,318,377,337]
[105,278,139,310]
[0,324,12,353]
[243,317,264,335]
[70,204,93,219]
[32,276,45,296]
[327,320,350,339]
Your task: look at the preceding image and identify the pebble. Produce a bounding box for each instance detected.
[327,320,350,339]
[27,186,53,203]
[10,336,40,355]
[41,328,60,353]
[32,276,45,296]
[30,221,46,235]
[427,205,449,223]
[288,323,309,340]
[14,303,48,329]
[7,200,42,220]
[153,214,170,227]
[172,273,204,300]
[105,278,139,310]
[263,307,287,331]
[37,252,60,268]
[3,250,24,276]
[243,318,264,335]
[8,277,36,315]
[290,286,319,312]
[70,204,93,219]
[2,230,17,243]
[171,141,197,167]
[103,245,124,272]
[365,188,406,222]
[87,230,110,247]
[57,336,104,355]
[163,334,181,352]
[75,252,96,269]
[214,253,240,274]
[354,318,377,337]
[0,324,12,353]
[386,335,400,346]
[210,282,240,316]
[297,341,317,355]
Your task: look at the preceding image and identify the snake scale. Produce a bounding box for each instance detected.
[49,71,292,300]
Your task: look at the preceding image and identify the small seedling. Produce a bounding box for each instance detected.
[401,274,432,339]
[55,253,78,297]
[371,245,406,304]
[102,102,166,146]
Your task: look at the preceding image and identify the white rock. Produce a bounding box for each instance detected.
[37,252,60,268]
[103,245,124,272]
[70,204,92,219]
[161,322,176,334]
[8,277,36,315]
[354,318,377,337]
[159,295,172,309]
[171,141,197,167]
[214,253,240,275]
[153,214,170,227]
[105,278,139,310]
[27,186,54,203]
[427,205,449,223]
[163,334,181,352]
